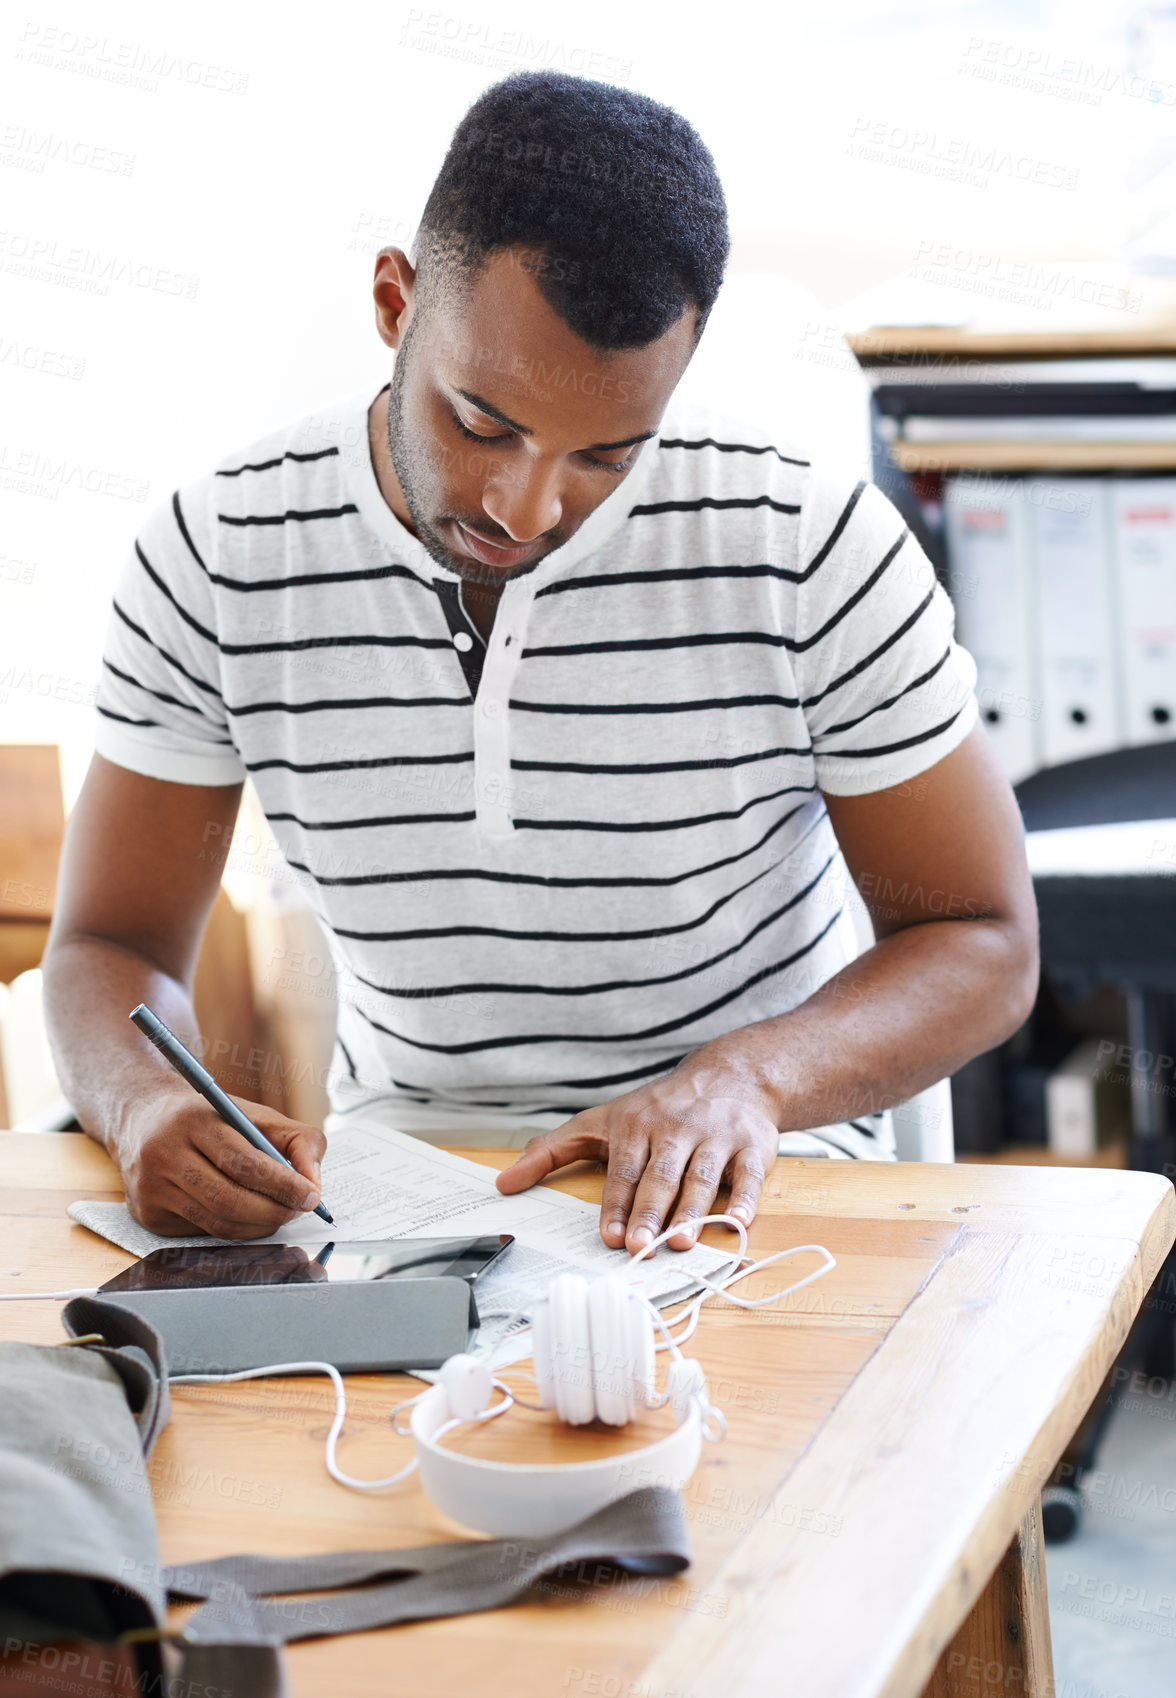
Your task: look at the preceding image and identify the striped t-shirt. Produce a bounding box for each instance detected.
[94,380,979,1161]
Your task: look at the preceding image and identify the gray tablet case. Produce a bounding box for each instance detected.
[97,1276,474,1374]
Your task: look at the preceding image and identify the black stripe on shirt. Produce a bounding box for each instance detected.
[352,905,843,1055]
[347,852,836,1001]
[218,505,359,526]
[806,1124,874,1159]
[511,742,814,776]
[374,1094,569,1114]
[535,562,812,598]
[801,585,936,709]
[533,485,869,603]
[804,483,867,577]
[172,490,209,575]
[510,691,802,716]
[658,436,810,467]
[139,536,434,662]
[521,631,796,660]
[226,691,470,717]
[817,703,968,761]
[135,542,218,645]
[103,658,213,721]
[794,528,910,651]
[336,1034,359,1081]
[629,495,800,517]
[218,633,453,658]
[112,600,223,701]
[544,1054,689,1091]
[330,856,781,946]
[203,562,434,594]
[246,750,474,775]
[269,807,476,830]
[532,536,909,631]
[421,1057,688,1095]
[514,782,815,834]
[216,447,340,477]
[96,706,161,728]
[290,800,803,889]
[818,647,952,738]
[343,1053,689,1098]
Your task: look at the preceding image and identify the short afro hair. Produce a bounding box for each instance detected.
[414,71,729,351]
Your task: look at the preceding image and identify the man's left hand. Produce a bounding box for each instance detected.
[494,1059,779,1253]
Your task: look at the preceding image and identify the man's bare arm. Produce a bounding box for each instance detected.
[42,754,326,1237]
[498,725,1039,1249]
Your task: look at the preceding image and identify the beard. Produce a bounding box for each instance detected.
[384,324,570,587]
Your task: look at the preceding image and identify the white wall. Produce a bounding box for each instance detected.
[0,0,1156,799]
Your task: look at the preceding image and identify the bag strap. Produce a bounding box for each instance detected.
[61,1295,172,1456]
[47,1305,690,1676]
[166,1487,689,1645]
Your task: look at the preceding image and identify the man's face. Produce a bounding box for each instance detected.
[383,246,698,585]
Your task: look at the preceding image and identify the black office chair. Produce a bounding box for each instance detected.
[1016,741,1176,1540]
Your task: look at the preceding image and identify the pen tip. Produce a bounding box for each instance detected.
[317,1205,335,1224]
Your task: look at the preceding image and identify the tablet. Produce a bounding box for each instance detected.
[94,1238,517,1373]
[97,1277,478,1374]
[98,1234,515,1295]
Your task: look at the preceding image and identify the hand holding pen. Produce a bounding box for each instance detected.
[121,1003,332,1239]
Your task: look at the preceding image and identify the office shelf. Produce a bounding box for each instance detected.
[848,322,1176,361]
[887,439,1176,472]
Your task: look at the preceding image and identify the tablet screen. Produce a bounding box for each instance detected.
[98,1235,515,1294]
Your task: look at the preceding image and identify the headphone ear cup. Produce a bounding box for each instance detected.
[628,1291,656,1414]
[549,1273,594,1426]
[531,1293,556,1411]
[438,1354,494,1421]
[533,1275,657,1427]
[587,1277,633,1426]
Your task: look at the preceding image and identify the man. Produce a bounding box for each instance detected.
[43,71,1038,1254]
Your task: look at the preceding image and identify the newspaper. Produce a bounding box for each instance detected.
[68,1118,737,1369]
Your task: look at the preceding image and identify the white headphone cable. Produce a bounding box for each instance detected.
[171,1359,517,1490]
[0,1288,98,1301]
[172,1361,419,1492]
[624,1215,836,1350]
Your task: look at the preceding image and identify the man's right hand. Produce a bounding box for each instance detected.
[112,1089,328,1239]
[42,758,332,1239]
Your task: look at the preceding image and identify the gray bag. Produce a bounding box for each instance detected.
[0,1299,171,1690]
[0,1298,691,1695]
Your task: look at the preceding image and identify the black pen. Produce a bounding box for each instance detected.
[129,1003,334,1225]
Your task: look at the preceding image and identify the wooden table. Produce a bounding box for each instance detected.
[1,1133,1172,1698]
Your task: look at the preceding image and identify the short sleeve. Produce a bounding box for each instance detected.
[793,468,978,796]
[93,476,246,787]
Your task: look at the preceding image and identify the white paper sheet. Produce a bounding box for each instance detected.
[68,1118,738,1368]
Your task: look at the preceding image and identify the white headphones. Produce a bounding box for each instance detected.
[170,1216,836,1537]
[410,1272,716,1537]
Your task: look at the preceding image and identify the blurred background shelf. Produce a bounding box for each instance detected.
[888,439,1176,471]
[960,1142,1128,1169]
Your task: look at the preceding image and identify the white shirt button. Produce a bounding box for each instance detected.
[453,630,474,652]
